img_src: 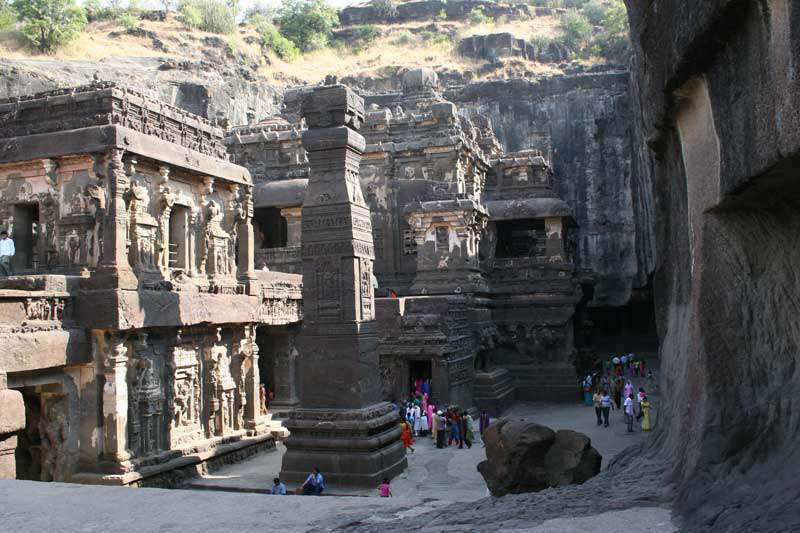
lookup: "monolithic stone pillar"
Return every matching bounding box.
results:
[281,207,303,247]
[0,371,25,479]
[97,332,132,472]
[269,332,301,411]
[237,186,257,282]
[94,149,137,289]
[280,85,407,486]
[242,325,264,430]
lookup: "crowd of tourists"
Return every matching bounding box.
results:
[581,354,653,433]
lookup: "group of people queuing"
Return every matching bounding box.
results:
[582,354,653,433]
[398,397,492,453]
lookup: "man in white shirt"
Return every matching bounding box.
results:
[624,393,635,433]
[0,231,15,276]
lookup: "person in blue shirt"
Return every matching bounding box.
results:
[301,467,324,495]
[270,477,286,495]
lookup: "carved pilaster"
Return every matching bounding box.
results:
[94,149,137,288]
[97,331,132,470]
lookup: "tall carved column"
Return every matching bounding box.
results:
[237,186,257,284]
[94,149,137,289]
[241,324,264,430]
[97,332,132,472]
[280,85,407,486]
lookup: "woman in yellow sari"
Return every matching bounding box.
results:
[640,396,652,431]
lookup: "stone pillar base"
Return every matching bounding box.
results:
[0,376,25,480]
[473,368,516,417]
[280,402,407,487]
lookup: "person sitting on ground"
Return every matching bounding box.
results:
[378,478,392,497]
[270,477,286,495]
[301,467,324,495]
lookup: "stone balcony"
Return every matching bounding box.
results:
[255,246,302,275]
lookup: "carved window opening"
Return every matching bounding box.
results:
[11,203,40,272]
[168,205,190,270]
[495,219,545,258]
[402,229,416,255]
[434,225,450,251]
[253,207,287,249]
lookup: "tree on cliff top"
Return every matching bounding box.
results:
[276,0,338,52]
[0,0,16,31]
[12,0,87,53]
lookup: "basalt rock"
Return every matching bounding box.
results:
[478,419,601,496]
[625,0,800,531]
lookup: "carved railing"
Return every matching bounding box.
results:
[255,245,301,274]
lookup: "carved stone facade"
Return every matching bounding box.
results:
[0,84,302,485]
[279,85,407,486]
[234,69,584,410]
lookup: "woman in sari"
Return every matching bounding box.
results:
[400,420,414,453]
[640,396,652,431]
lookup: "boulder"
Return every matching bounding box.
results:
[477,419,601,496]
[544,429,602,487]
[477,418,555,496]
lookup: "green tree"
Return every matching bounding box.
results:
[589,0,629,61]
[12,0,87,53]
[558,10,591,54]
[249,13,299,60]
[468,7,493,25]
[0,0,17,31]
[178,0,236,34]
[276,0,338,52]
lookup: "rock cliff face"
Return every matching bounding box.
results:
[625,0,800,530]
[0,56,283,127]
[445,72,654,307]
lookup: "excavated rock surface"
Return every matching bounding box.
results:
[625,0,800,531]
[342,443,666,532]
[445,72,654,306]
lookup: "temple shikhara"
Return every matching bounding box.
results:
[0,69,586,485]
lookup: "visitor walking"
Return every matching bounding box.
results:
[624,393,635,432]
[0,230,14,276]
[378,478,392,497]
[640,396,652,431]
[270,477,286,495]
[464,411,475,448]
[419,410,429,436]
[400,419,414,453]
[479,410,490,444]
[612,377,623,409]
[300,468,324,496]
[448,411,462,447]
[592,389,603,425]
[430,407,439,441]
[411,403,421,436]
[600,390,613,427]
[435,411,446,448]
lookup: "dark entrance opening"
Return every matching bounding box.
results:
[253,207,287,249]
[408,359,432,396]
[14,386,42,481]
[12,203,40,272]
[495,219,545,258]
[168,205,190,270]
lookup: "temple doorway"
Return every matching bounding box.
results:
[11,203,39,272]
[408,359,432,396]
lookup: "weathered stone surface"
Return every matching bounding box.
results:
[624,1,800,531]
[543,429,601,487]
[477,418,555,496]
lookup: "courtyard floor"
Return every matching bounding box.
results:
[189,379,660,500]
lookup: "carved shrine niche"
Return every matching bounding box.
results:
[359,257,374,321]
[129,181,159,273]
[204,200,233,278]
[205,332,236,437]
[314,258,341,321]
[127,335,166,458]
[169,345,202,447]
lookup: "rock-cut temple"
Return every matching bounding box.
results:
[0,69,592,486]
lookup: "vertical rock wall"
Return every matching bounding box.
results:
[445,72,655,307]
[626,0,800,530]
